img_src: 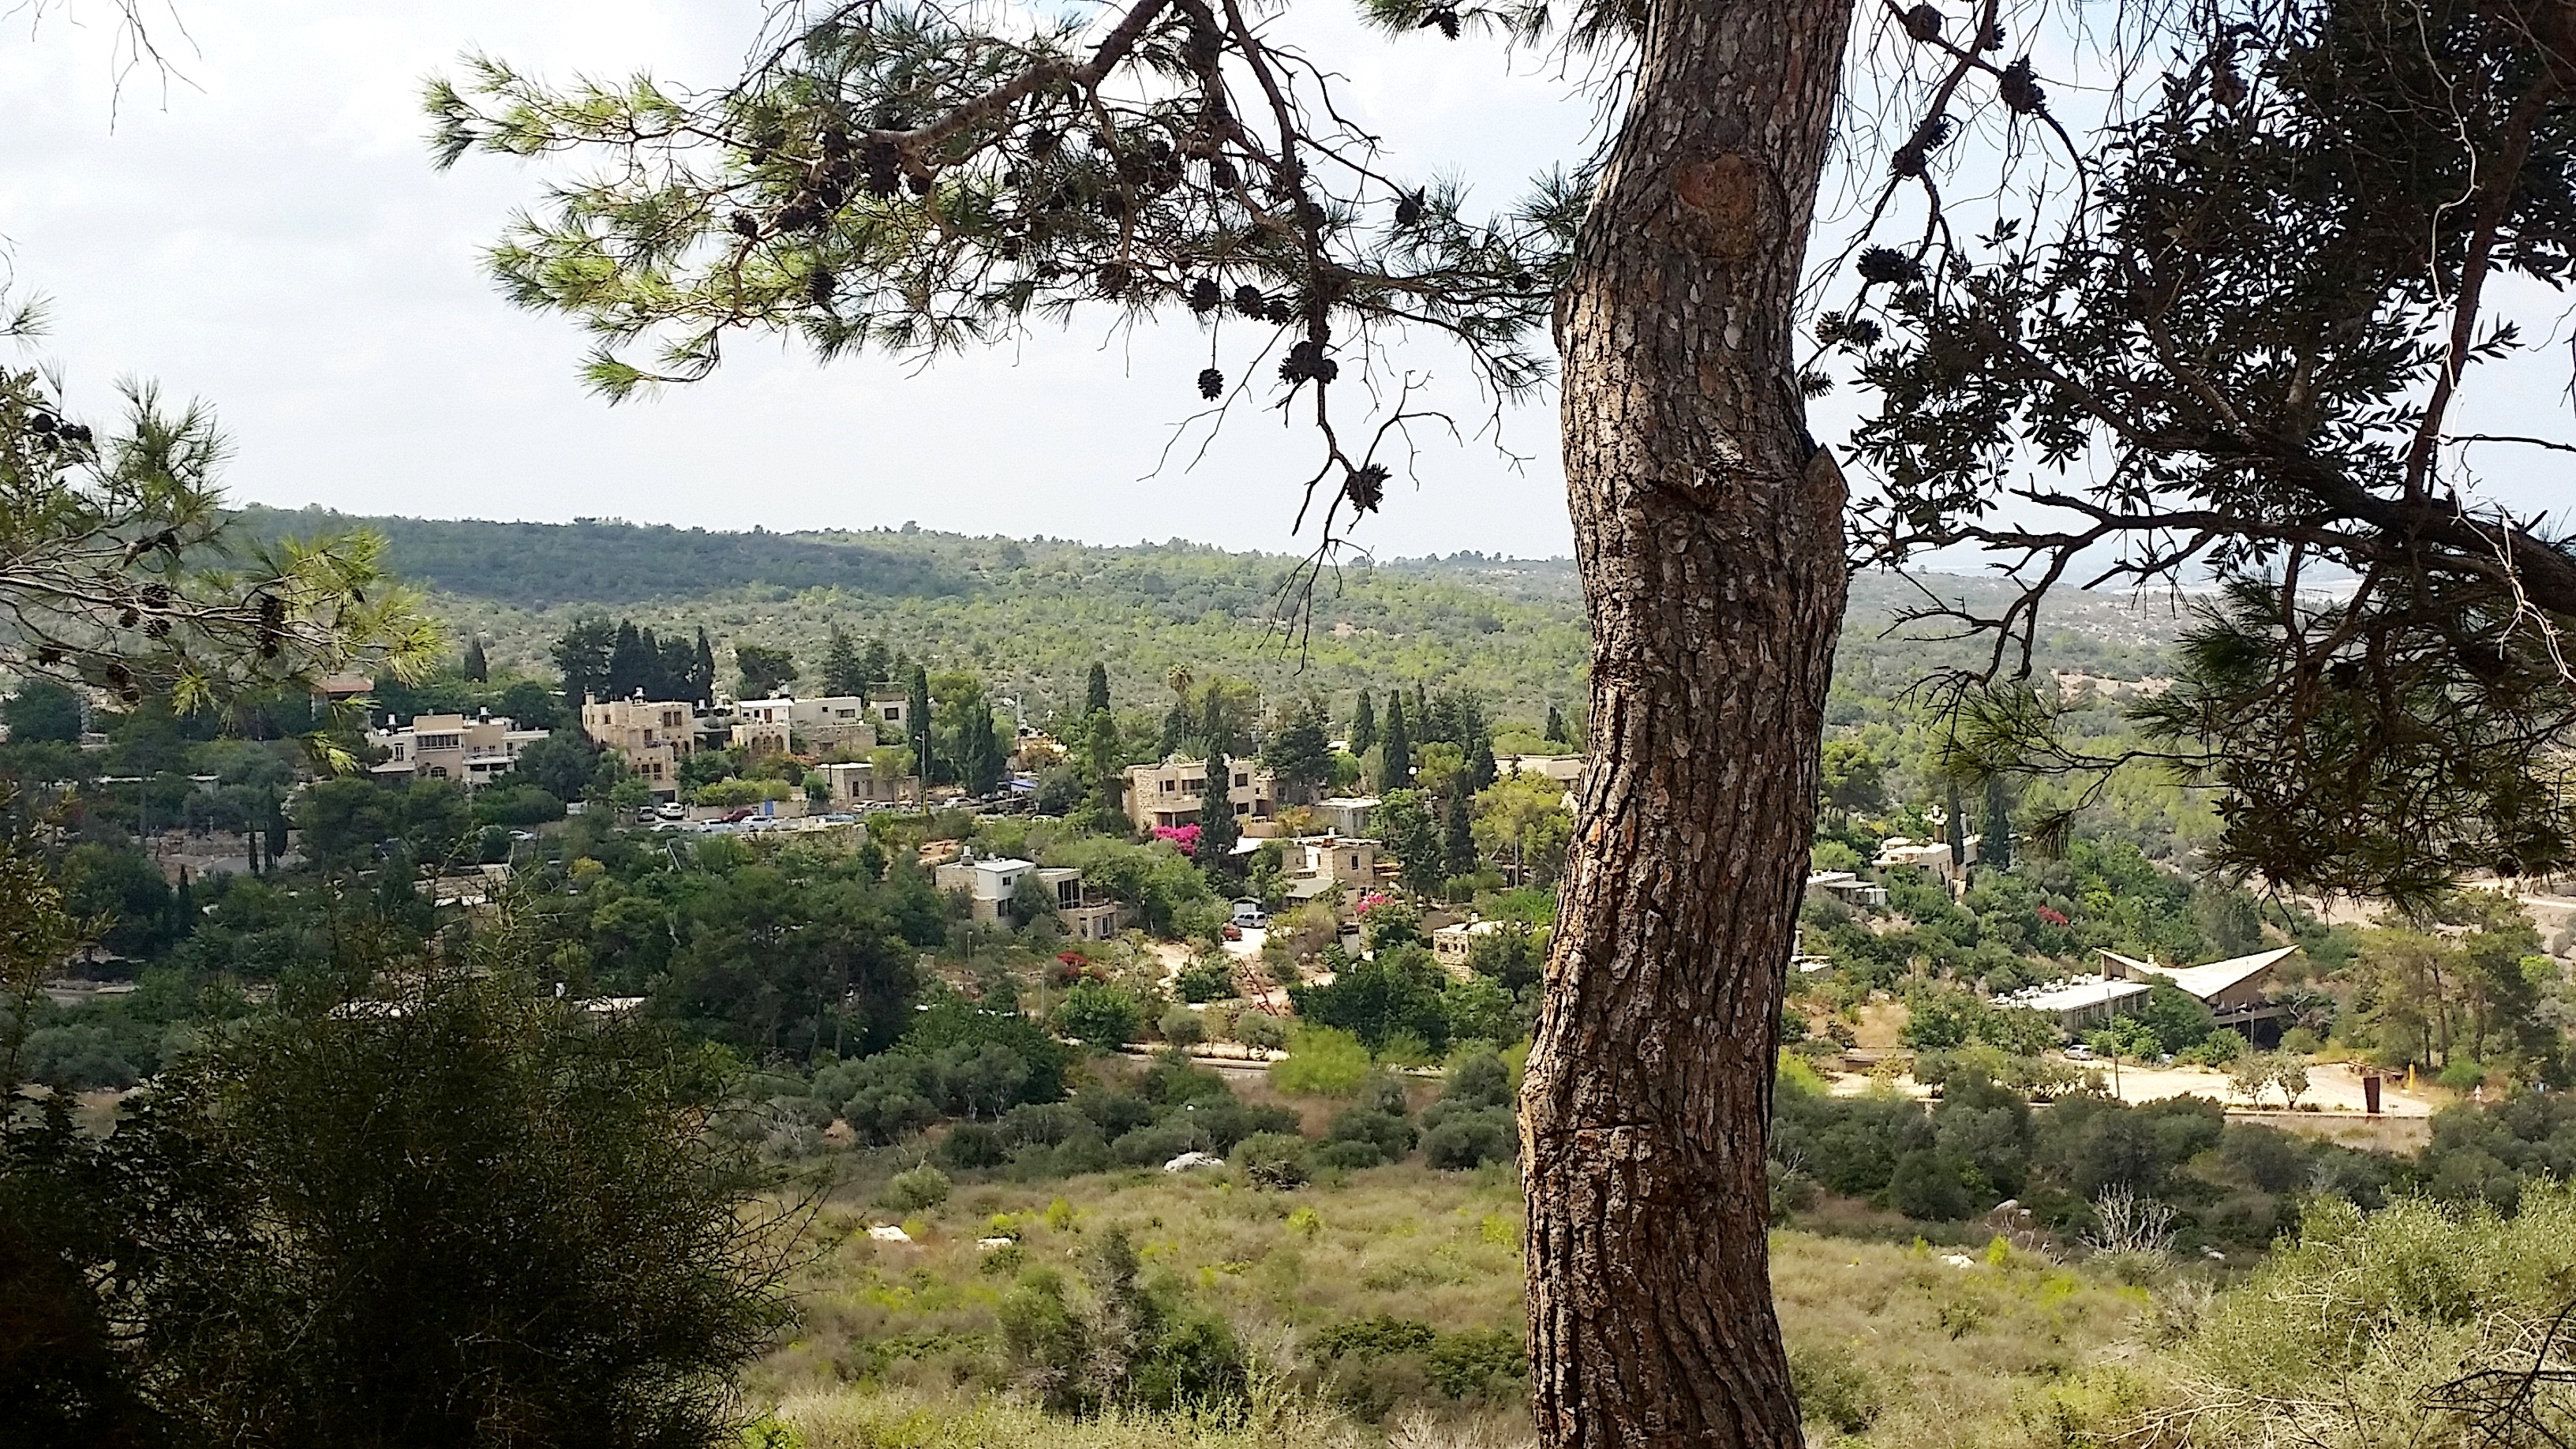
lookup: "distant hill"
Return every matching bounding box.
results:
[230,507,968,607]
[233,507,2187,724]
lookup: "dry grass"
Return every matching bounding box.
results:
[754,1157,2162,1447]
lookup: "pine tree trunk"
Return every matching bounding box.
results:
[1524,0,1855,1444]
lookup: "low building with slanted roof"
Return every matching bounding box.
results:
[1998,945,2300,1036]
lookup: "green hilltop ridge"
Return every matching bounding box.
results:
[234,506,2185,721]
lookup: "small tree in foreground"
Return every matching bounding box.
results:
[1,935,796,1447]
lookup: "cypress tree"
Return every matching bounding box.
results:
[1200,686,1230,757]
[462,636,489,683]
[692,629,717,702]
[822,627,865,696]
[1084,709,1125,833]
[1350,690,1377,755]
[961,702,1005,795]
[1544,703,1567,747]
[1984,776,2013,872]
[1198,747,1240,866]
[1465,725,1499,793]
[1444,784,1477,880]
[1945,780,1966,868]
[1084,661,1110,717]
[860,639,893,695]
[907,665,934,784]
[607,621,646,698]
[1380,692,1411,790]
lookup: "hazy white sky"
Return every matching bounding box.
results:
[5,4,2563,568]
[1,1,1597,557]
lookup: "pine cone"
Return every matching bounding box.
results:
[1998,56,2046,114]
[1189,279,1222,314]
[1395,191,1424,227]
[1345,462,1387,512]
[730,212,761,238]
[1197,367,1225,399]
[1903,4,1942,42]
[1233,284,1267,318]
[1855,247,1923,286]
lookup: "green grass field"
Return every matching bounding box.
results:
[754,1151,2155,1449]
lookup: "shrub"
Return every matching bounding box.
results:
[1110,1121,1208,1167]
[1231,1012,1288,1050]
[1787,1339,1881,1436]
[1327,1104,1418,1164]
[1171,960,1236,1003]
[1313,1140,1383,1170]
[1269,1025,1373,1097]
[881,1164,953,1212]
[1443,1048,1515,1108]
[1052,983,1143,1050]
[1186,1099,1301,1153]
[1886,1148,1979,1220]
[1421,1108,1515,1170]
[0,967,790,1449]
[936,1122,1005,1170]
[1158,1008,1207,1048]
[1230,1131,1312,1188]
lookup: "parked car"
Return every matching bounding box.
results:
[1230,900,1269,930]
[657,801,686,820]
[720,807,757,824]
[1221,923,1243,942]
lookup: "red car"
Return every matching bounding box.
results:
[1221,923,1243,941]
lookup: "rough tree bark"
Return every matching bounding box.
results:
[1523,0,1857,1444]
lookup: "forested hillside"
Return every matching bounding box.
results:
[234,507,2182,723]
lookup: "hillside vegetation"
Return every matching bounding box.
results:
[233,507,2180,723]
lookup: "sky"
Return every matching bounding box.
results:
[0,1,1598,559]
[3,4,2564,569]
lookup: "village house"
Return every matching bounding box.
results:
[580,695,696,796]
[1495,754,1585,784]
[931,853,1129,942]
[1872,835,1982,884]
[1282,835,1378,904]
[1805,871,1889,908]
[811,760,912,807]
[1432,918,1512,979]
[1315,796,1380,840]
[1122,754,1279,833]
[367,711,550,792]
[1999,945,2301,1036]
[732,695,882,754]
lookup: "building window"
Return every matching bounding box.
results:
[1234,772,1249,788]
